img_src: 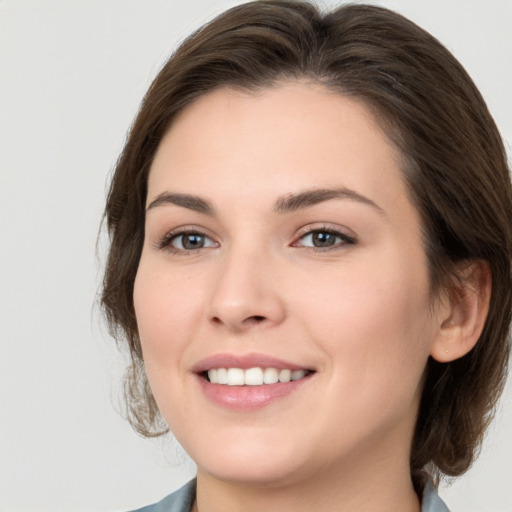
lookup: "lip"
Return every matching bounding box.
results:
[192,353,315,411]
[192,352,312,373]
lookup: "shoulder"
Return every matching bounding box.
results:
[128,479,196,512]
[421,483,451,512]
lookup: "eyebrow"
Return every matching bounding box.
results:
[146,187,383,216]
[146,192,215,215]
[273,187,384,215]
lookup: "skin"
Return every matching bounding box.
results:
[133,82,478,512]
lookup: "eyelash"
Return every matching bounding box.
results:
[293,226,357,251]
[156,228,218,255]
[156,226,357,255]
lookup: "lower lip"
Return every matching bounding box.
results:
[196,374,312,411]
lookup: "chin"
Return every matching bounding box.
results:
[183,432,310,487]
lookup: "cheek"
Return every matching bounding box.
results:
[296,254,434,399]
[133,260,205,370]
[132,259,211,428]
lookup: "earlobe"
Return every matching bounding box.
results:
[430,260,492,363]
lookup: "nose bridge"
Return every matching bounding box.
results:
[207,237,285,330]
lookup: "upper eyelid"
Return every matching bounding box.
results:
[294,223,356,240]
[153,226,218,250]
[294,231,355,246]
[291,224,358,249]
[160,225,216,239]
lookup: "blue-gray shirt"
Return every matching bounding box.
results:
[130,479,450,512]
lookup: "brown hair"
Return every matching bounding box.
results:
[101,0,512,492]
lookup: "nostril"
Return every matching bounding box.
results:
[248,315,266,323]
[209,312,271,329]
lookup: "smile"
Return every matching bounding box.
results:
[206,367,310,386]
[193,354,316,410]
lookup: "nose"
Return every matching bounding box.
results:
[207,247,286,332]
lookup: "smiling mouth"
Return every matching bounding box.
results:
[203,367,314,386]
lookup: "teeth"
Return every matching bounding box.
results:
[227,368,245,386]
[208,369,218,383]
[278,369,291,382]
[291,370,306,381]
[263,367,279,384]
[206,367,309,386]
[217,368,228,384]
[245,367,263,386]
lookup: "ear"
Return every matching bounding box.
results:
[430,260,492,363]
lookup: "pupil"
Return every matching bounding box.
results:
[183,234,204,249]
[313,232,335,247]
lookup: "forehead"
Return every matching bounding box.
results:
[147,82,410,216]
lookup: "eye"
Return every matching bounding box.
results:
[295,229,356,249]
[158,230,218,253]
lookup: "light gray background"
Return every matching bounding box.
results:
[1,1,511,511]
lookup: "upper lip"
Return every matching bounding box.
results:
[192,353,314,373]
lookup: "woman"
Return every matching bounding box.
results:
[101,2,512,511]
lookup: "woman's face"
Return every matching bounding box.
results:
[134,82,445,487]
